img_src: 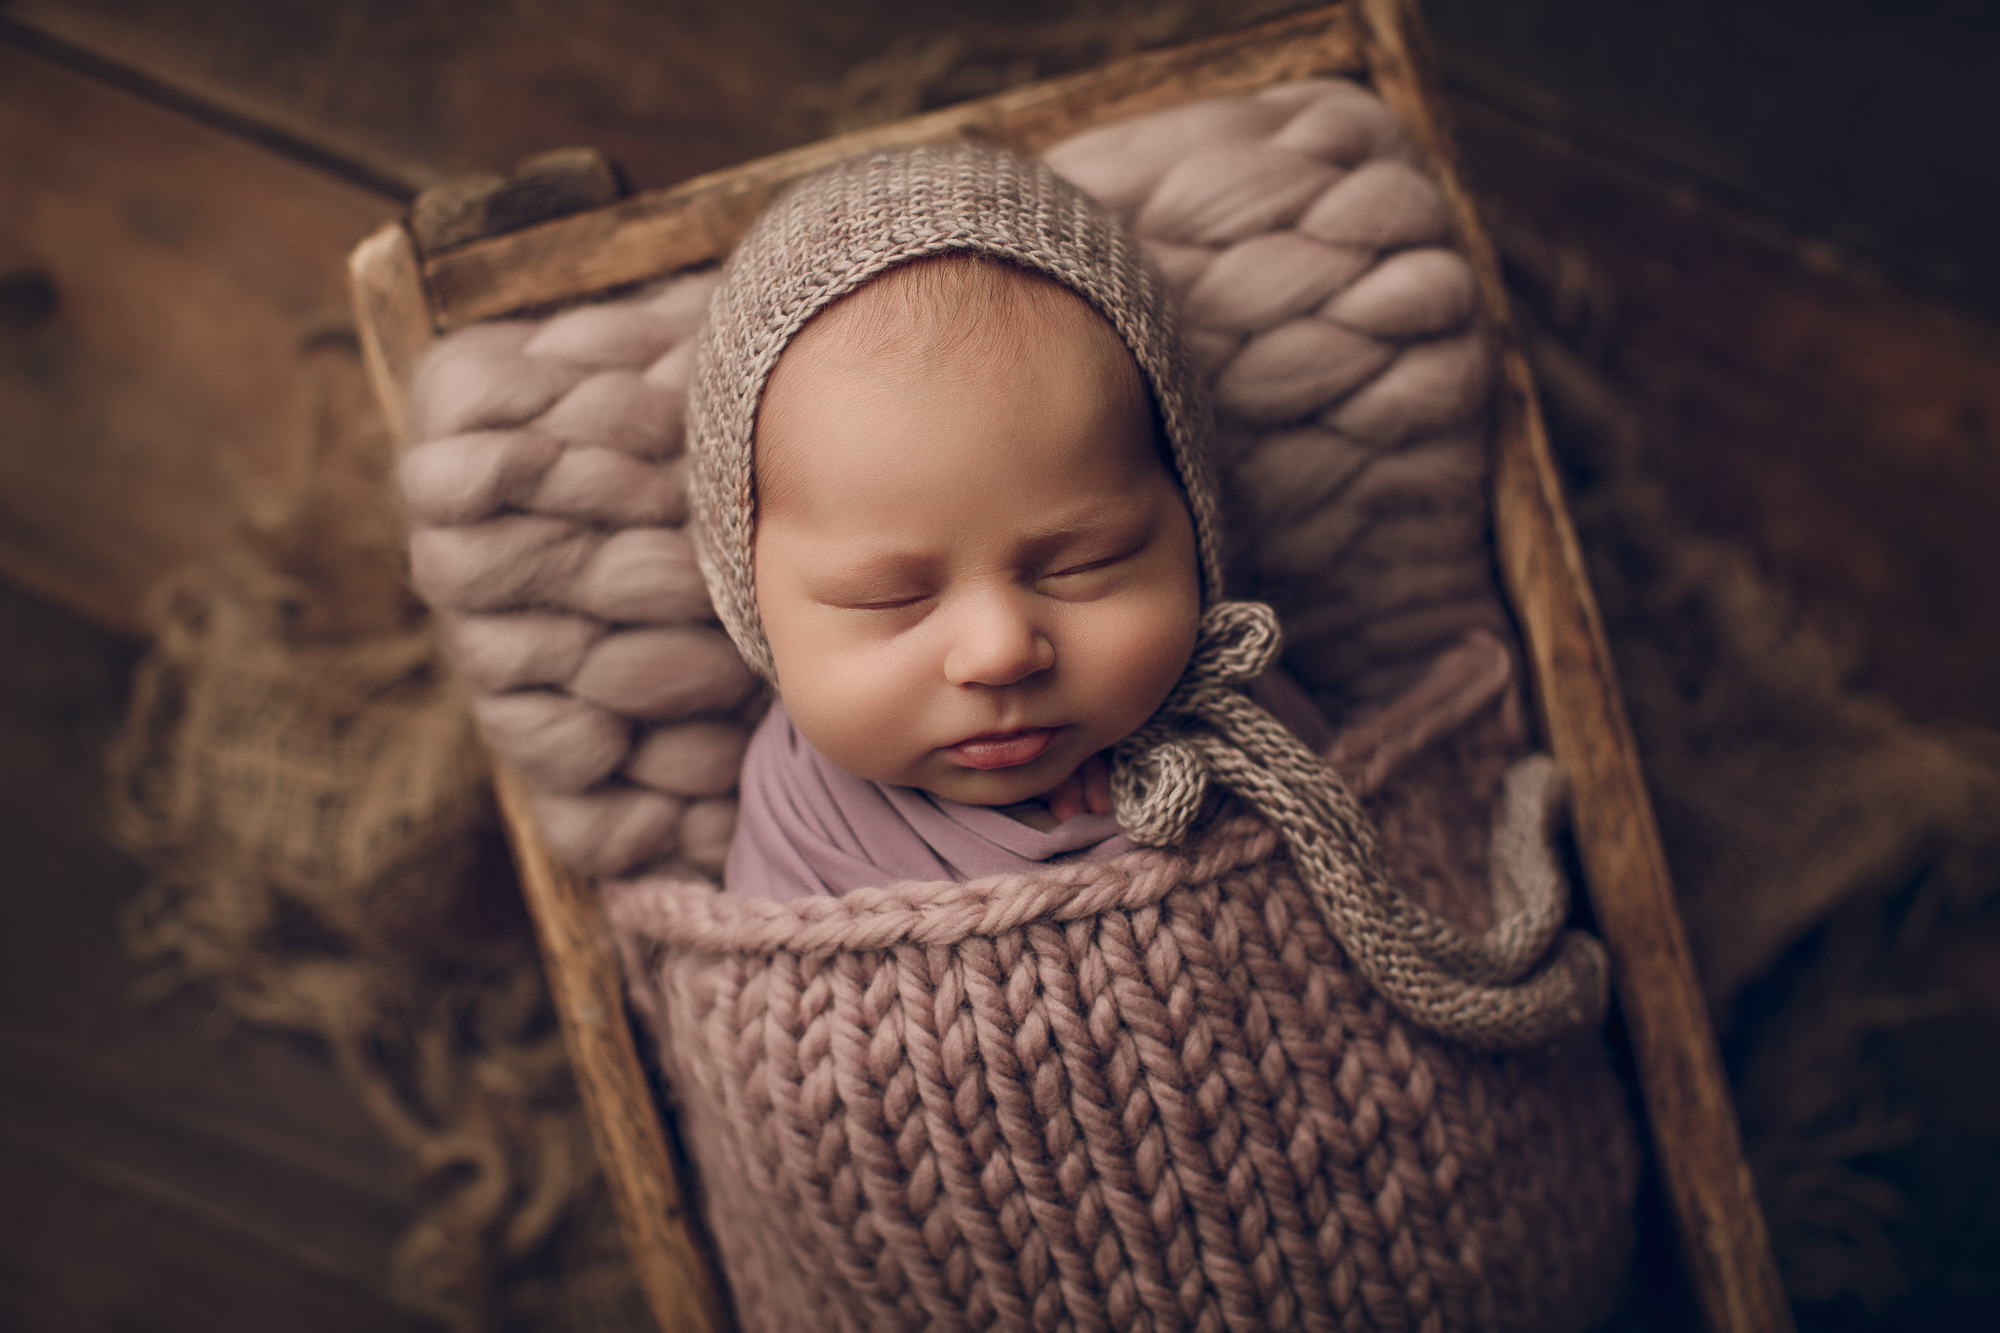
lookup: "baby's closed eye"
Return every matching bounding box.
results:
[816,581,936,613]
[1030,523,1156,597]
[799,551,941,612]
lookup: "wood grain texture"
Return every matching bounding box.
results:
[348,223,433,446]
[0,581,427,1332]
[421,5,1365,327]
[0,1145,431,1333]
[490,762,734,1333]
[1447,91,2000,737]
[0,41,396,633]
[1353,3,1793,1330]
[2,1,1316,201]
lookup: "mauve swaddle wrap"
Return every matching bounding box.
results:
[727,698,1132,904]
[399,77,1640,1330]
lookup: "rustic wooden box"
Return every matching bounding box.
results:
[348,4,1786,1329]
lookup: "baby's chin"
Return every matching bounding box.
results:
[893,747,1088,809]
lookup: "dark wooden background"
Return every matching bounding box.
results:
[3,2,1997,1329]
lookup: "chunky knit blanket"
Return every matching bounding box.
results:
[607,811,1636,1333]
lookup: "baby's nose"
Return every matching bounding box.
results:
[942,591,1055,688]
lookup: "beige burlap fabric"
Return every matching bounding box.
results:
[608,811,1637,1333]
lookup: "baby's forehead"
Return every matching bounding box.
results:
[752,255,1164,509]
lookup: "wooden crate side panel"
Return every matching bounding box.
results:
[1351,4,1791,1331]
[420,5,1366,327]
[491,764,735,1333]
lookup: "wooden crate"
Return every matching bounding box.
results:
[348,4,1789,1330]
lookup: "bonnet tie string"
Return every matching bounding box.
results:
[1111,601,1610,1051]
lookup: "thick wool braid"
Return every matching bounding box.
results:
[688,141,1225,680]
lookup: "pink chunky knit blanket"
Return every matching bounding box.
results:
[607,813,1636,1333]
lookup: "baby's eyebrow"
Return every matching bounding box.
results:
[806,549,939,595]
[1013,502,1152,552]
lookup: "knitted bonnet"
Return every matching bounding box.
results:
[687,140,1225,681]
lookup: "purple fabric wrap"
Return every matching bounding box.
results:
[724,700,1134,903]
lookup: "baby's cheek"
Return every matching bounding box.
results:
[1081,596,1199,732]
[780,647,931,782]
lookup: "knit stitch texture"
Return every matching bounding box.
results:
[609,813,1638,1333]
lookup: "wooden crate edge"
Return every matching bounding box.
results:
[1351,3,1792,1330]
[420,4,1369,327]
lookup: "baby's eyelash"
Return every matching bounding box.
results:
[843,593,930,611]
[1047,542,1142,579]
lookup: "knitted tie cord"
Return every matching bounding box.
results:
[1112,601,1607,1052]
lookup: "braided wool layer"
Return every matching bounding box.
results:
[609,814,1637,1333]
[401,78,1506,882]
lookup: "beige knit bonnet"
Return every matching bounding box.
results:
[687,140,1224,682]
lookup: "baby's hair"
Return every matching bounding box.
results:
[754,253,1161,511]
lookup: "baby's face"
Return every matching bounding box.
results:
[752,269,1200,808]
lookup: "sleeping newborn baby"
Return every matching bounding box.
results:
[734,251,1200,898]
[608,139,1634,1333]
[689,140,1603,1061]
[689,142,1334,904]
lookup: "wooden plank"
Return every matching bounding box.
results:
[491,763,734,1333]
[1353,4,1794,1330]
[348,223,435,445]
[0,579,425,1329]
[1447,91,2000,736]
[0,0,823,196]
[2,1,1318,209]
[1490,371,1794,1333]
[0,42,396,633]
[0,1023,416,1292]
[420,5,1365,326]
[0,1141,432,1333]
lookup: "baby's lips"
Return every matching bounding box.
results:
[947,727,1059,770]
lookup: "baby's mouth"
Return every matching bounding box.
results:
[946,727,1058,770]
